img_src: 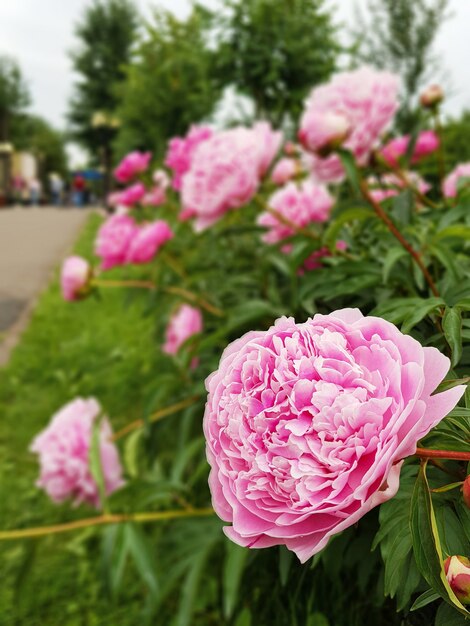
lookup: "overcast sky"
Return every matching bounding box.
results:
[0,0,469,163]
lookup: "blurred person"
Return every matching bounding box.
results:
[11,174,25,206]
[49,173,64,206]
[29,177,42,206]
[72,173,85,207]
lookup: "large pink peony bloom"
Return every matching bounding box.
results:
[181,123,283,231]
[165,125,213,191]
[258,180,333,244]
[114,151,152,183]
[203,309,464,563]
[443,162,470,198]
[61,256,91,301]
[127,220,174,264]
[163,304,203,356]
[300,67,400,183]
[30,398,124,508]
[380,130,439,167]
[95,214,137,270]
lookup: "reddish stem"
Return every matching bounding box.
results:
[415,447,470,462]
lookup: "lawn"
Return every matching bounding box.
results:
[0,214,159,625]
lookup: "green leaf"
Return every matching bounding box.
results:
[307,613,330,626]
[392,189,414,226]
[125,524,159,599]
[124,428,143,479]
[443,307,463,367]
[382,246,408,284]
[337,148,361,196]
[410,588,440,611]
[279,545,294,587]
[401,299,445,334]
[435,602,470,625]
[234,608,252,626]
[410,462,470,617]
[223,542,249,618]
[434,225,470,242]
[89,414,107,512]
[324,207,374,249]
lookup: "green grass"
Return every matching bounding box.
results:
[0,214,159,625]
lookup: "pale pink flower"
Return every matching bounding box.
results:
[61,256,91,301]
[107,191,123,207]
[420,84,444,108]
[258,180,333,244]
[114,151,152,183]
[152,169,170,189]
[301,67,400,182]
[30,398,124,508]
[95,214,138,270]
[118,182,146,207]
[299,111,351,154]
[204,309,464,563]
[163,304,203,356]
[143,186,166,207]
[126,220,173,264]
[181,123,283,231]
[444,557,470,605]
[165,125,213,191]
[443,162,470,198]
[368,172,430,203]
[380,130,439,167]
[271,158,298,185]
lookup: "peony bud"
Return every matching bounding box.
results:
[61,256,92,301]
[298,111,351,157]
[463,476,470,509]
[420,84,444,109]
[444,556,470,604]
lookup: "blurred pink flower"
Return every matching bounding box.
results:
[114,151,152,183]
[30,398,124,508]
[118,182,146,207]
[165,125,213,191]
[420,84,444,108]
[152,168,170,189]
[258,180,333,244]
[380,130,439,167]
[271,158,298,185]
[203,309,464,562]
[443,162,470,198]
[127,220,174,264]
[143,186,166,207]
[163,304,203,357]
[95,214,137,270]
[61,256,91,301]
[181,123,283,231]
[299,111,351,154]
[300,67,400,182]
[368,172,430,203]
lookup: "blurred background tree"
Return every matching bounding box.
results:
[214,0,338,126]
[354,0,449,130]
[14,115,68,180]
[441,110,470,168]
[0,55,30,142]
[68,0,138,194]
[115,6,220,158]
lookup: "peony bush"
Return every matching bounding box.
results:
[5,66,470,625]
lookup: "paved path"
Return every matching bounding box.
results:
[0,207,92,365]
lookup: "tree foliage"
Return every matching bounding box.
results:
[0,55,30,142]
[215,0,338,125]
[354,0,449,129]
[115,7,221,158]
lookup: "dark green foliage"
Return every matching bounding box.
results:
[215,0,338,125]
[0,54,30,141]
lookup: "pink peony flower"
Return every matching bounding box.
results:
[152,168,170,189]
[299,111,351,154]
[165,125,213,191]
[203,309,464,563]
[163,304,203,357]
[380,130,439,167]
[258,180,333,244]
[443,162,470,198]
[114,151,152,183]
[126,220,174,264]
[300,67,400,182]
[107,191,123,208]
[118,182,146,207]
[30,398,124,508]
[368,172,430,203]
[181,123,283,231]
[300,241,347,273]
[61,256,91,301]
[143,186,166,207]
[95,214,137,270]
[444,556,470,605]
[271,158,298,185]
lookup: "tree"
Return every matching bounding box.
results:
[115,7,221,158]
[68,0,138,194]
[0,55,30,142]
[354,0,449,130]
[441,110,470,169]
[214,0,339,126]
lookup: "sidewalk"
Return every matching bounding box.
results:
[0,207,92,365]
